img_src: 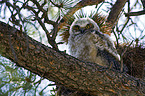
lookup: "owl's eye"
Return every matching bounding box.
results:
[72,25,80,31]
[85,23,94,29]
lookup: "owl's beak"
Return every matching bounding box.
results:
[80,28,94,34]
[79,28,86,33]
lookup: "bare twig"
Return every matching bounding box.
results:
[25,2,59,50]
[141,0,145,9]
[125,10,145,17]
[125,0,145,17]
[120,18,130,34]
[111,28,119,48]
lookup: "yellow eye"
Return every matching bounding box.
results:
[85,23,94,29]
[72,25,80,31]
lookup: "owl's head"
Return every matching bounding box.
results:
[69,18,100,36]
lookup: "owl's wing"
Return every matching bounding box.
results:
[94,30,120,60]
[94,30,128,72]
[97,48,120,70]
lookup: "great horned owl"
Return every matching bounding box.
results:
[68,18,127,71]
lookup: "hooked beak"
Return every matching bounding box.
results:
[79,28,86,33]
[80,28,95,34]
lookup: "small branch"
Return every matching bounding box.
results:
[30,0,59,50]
[124,0,145,17]
[125,10,145,17]
[111,29,119,48]
[25,3,59,50]
[119,18,130,34]
[128,0,130,13]
[141,0,145,9]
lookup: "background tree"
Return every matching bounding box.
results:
[0,0,145,95]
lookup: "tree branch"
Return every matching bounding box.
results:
[125,10,145,17]
[141,0,145,9]
[0,21,144,95]
[107,0,128,27]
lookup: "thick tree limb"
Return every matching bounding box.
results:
[107,0,128,27]
[0,21,145,95]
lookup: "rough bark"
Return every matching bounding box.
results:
[0,21,145,95]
